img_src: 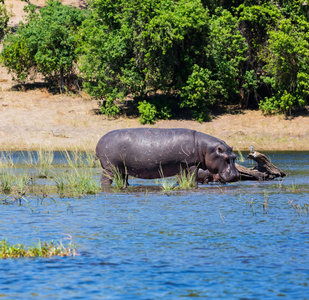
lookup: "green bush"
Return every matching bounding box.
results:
[1,0,86,91]
[0,1,9,42]
[138,101,157,125]
[260,18,309,114]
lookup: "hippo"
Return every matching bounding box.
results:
[95,128,239,187]
[196,169,225,184]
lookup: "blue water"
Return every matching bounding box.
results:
[0,152,309,299]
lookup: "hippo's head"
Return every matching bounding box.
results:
[204,143,239,183]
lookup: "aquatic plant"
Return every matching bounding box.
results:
[37,149,54,178]
[0,240,77,258]
[53,168,100,197]
[263,190,269,214]
[63,149,97,169]
[0,168,15,194]
[159,166,177,192]
[0,151,14,168]
[63,150,83,168]
[107,164,128,189]
[286,181,300,193]
[176,167,196,190]
[289,200,309,216]
[26,150,54,178]
[244,195,256,216]
[0,168,32,198]
[53,171,67,196]
[14,173,33,195]
[237,149,245,163]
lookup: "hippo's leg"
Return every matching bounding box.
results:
[101,169,113,186]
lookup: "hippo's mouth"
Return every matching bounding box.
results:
[219,171,239,183]
[218,173,226,184]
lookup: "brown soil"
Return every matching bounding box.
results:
[1,0,308,152]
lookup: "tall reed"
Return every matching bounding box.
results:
[0,151,14,168]
[26,150,54,178]
[63,149,97,169]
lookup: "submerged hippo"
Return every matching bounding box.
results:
[96,128,239,187]
[197,169,225,184]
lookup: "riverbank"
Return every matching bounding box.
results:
[1,86,308,152]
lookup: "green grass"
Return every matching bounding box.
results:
[63,149,97,169]
[0,240,77,258]
[104,164,128,189]
[176,167,197,190]
[236,149,245,163]
[52,168,100,197]
[25,150,54,178]
[0,169,33,197]
[0,169,15,194]
[0,151,14,168]
[286,180,301,192]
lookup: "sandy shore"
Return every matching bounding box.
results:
[0,87,308,152]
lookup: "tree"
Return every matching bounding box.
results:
[79,0,212,118]
[0,0,9,42]
[1,0,86,91]
[259,18,309,114]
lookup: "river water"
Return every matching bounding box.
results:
[0,151,308,299]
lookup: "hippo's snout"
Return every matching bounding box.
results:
[219,168,239,183]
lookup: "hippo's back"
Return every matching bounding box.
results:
[96,128,198,169]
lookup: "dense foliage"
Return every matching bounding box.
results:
[1,0,308,120]
[0,0,9,42]
[0,0,87,91]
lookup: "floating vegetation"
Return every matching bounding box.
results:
[0,240,77,258]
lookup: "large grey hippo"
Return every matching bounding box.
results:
[96,128,239,187]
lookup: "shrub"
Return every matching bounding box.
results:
[138,101,157,125]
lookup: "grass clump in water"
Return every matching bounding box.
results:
[158,166,177,192]
[103,164,128,190]
[176,167,197,190]
[63,149,98,169]
[26,150,54,178]
[53,168,100,197]
[0,169,33,198]
[0,240,77,258]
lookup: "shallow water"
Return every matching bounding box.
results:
[0,151,309,299]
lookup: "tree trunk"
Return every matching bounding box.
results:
[237,151,286,181]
